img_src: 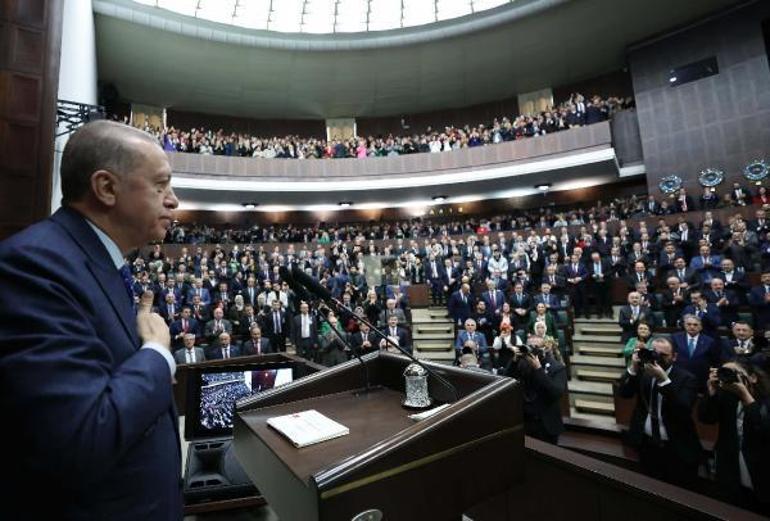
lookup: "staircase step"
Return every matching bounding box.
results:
[412,333,454,341]
[572,334,622,344]
[574,317,617,324]
[577,345,624,357]
[570,355,626,368]
[414,341,453,351]
[568,380,614,396]
[568,408,620,426]
[574,399,615,415]
[579,326,622,336]
[576,368,624,382]
[414,349,455,360]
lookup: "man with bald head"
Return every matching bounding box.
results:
[0,121,182,519]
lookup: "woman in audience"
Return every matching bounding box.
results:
[622,321,653,366]
[492,323,523,372]
[753,186,770,206]
[227,294,246,332]
[363,289,382,325]
[527,302,557,338]
[495,301,515,331]
[699,362,770,515]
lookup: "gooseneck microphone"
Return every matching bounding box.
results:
[291,266,459,403]
[280,265,369,392]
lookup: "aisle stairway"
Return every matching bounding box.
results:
[411,307,456,365]
[568,311,625,425]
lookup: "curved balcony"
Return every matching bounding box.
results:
[169,122,626,210]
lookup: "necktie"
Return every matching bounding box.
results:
[489,292,496,309]
[118,264,135,311]
[274,312,281,334]
[182,319,188,332]
[223,347,230,359]
[186,350,193,364]
[687,337,696,357]
[650,383,662,444]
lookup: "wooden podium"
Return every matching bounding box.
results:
[232,352,524,521]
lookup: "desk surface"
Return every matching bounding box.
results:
[238,387,416,484]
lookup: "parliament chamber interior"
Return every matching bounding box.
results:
[2,0,770,519]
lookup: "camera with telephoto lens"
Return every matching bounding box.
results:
[519,343,545,361]
[717,366,740,385]
[637,347,659,365]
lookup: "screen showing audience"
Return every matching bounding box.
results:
[198,368,293,432]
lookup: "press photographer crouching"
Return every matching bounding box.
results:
[698,361,770,515]
[504,333,567,444]
[618,337,702,489]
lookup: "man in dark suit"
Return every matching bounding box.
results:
[240,326,272,356]
[0,121,182,519]
[262,300,288,353]
[667,257,700,291]
[380,315,412,354]
[624,261,651,291]
[672,315,723,390]
[481,279,506,318]
[588,251,612,318]
[608,246,627,279]
[204,307,233,344]
[618,291,653,343]
[748,271,770,335]
[618,337,701,489]
[562,253,588,318]
[159,292,180,325]
[659,276,689,328]
[533,282,561,316]
[291,302,319,361]
[541,264,566,296]
[350,322,378,356]
[719,258,749,303]
[508,281,532,328]
[447,283,474,327]
[699,362,770,513]
[681,289,722,340]
[675,188,695,213]
[704,278,739,327]
[207,332,241,360]
[169,307,199,350]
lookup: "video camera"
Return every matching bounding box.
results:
[637,347,659,365]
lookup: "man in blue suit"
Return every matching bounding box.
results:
[748,270,770,334]
[447,282,474,327]
[0,121,182,519]
[671,314,724,391]
[680,289,722,339]
[689,244,722,285]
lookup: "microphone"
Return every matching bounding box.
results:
[291,266,332,302]
[279,265,316,306]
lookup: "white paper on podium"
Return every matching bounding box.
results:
[267,409,349,448]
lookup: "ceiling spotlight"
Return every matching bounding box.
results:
[338,201,353,208]
[535,184,551,192]
[432,195,448,202]
[669,76,677,83]
[241,202,258,209]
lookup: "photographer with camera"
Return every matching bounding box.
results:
[503,333,566,444]
[618,337,702,489]
[698,362,770,515]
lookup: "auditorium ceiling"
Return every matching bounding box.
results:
[94,0,741,119]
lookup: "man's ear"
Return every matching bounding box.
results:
[90,170,120,207]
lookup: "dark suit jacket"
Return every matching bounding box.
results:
[447,291,474,325]
[748,286,770,331]
[618,366,702,465]
[618,305,653,342]
[659,288,688,327]
[698,393,770,503]
[169,318,200,348]
[703,289,739,326]
[0,207,182,519]
[671,332,723,389]
[206,344,242,360]
[350,330,379,355]
[506,354,567,438]
[240,337,272,356]
[291,313,319,348]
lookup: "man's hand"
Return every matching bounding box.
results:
[644,361,667,383]
[707,367,719,396]
[526,353,542,370]
[137,291,171,348]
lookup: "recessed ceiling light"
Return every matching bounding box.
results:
[338,201,353,208]
[669,76,677,83]
[535,184,551,191]
[241,202,258,209]
[432,195,447,202]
